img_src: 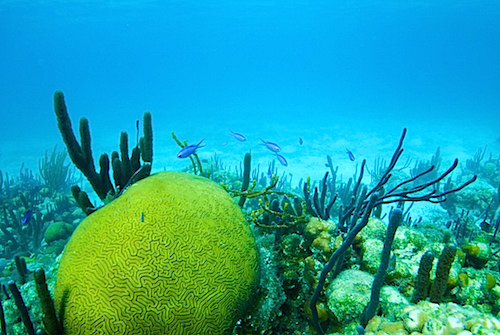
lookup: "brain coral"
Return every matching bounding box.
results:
[54,171,259,334]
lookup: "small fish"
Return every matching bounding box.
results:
[346,148,355,161]
[259,138,281,153]
[230,131,246,142]
[22,210,33,225]
[275,153,288,166]
[177,139,205,158]
[299,137,303,145]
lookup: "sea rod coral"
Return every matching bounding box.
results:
[309,128,477,335]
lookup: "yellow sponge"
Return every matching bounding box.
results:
[54,171,259,334]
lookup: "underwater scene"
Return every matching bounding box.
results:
[1,1,500,334]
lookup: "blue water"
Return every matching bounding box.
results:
[1,1,499,180]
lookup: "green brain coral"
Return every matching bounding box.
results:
[54,171,259,334]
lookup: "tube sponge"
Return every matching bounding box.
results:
[411,250,435,304]
[430,243,457,303]
[54,172,259,334]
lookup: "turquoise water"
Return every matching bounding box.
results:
[1,1,500,334]
[1,1,499,179]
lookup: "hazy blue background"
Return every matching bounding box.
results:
[1,1,499,180]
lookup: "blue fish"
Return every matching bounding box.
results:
[230,131,246,142]
[177,139,205,158]
[346,149,355,161]
[299,137,303,145]
[275,153,288,166]
[259,138,281,153]
[22,210,33,225]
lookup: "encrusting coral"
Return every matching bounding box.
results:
[54,171,259,334]
[365,301,500,335]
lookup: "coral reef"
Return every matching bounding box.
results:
[3,92,498,335]
[0,166,82,259]
[308,128,476,335]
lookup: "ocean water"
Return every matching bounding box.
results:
[1,0,499,182]
[1,1,500,333]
